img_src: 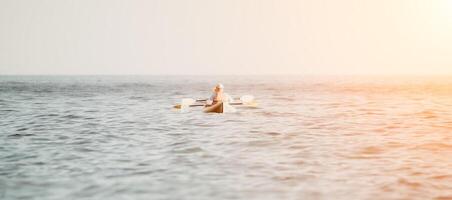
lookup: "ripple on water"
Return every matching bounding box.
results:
[1,76,452,200]
[434,196,452,200]
[416,110,438,119]
[63,114,82,119]
[397,178,423,189]
[358,146,385,155]
[263,132,281,136]
[171,147,204,154]
[8,133,35,138]
[415,142,452,152]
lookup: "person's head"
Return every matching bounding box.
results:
[214,83,224,93]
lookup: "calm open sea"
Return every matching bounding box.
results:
[1,75,451,200]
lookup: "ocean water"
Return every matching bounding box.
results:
[1,75,451,200]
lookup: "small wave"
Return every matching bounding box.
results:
[116,83,154,89]
[70,139,92,145]
[247,140,273,147]
[131,170,154,176]
[36,113,59,118]
[58,135,70,140]
[63,114,82,119]
[0,109,16,112]
[32,161,46,166]
[357,146,384,155]
[172,91,184,95]
[75,147,96,152]
[415,142,452,152]
[341,155,380,160]
[263,132,281,136]
[287,144,308,150]
[3,81,26,84]
[385,142,405,149]
[430,175,452,180]
[172,147,204,154]
[128,96,149,100]
[272,96,295,101]
[224,119,244,123]
[80,130,98,135]
[259,111,298,117]
[397,178,423,189]
[434,196,452,200]
[8,133,35,138]
[416,110,438,119]
[169,141,187,146]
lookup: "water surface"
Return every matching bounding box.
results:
[1,76,451,200]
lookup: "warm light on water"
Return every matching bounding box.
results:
[0,76,451,199]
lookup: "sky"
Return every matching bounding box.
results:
[0,0,451,75]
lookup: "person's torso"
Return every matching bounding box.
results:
[211,92,229,102]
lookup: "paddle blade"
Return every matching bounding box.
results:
[178,98,194,112]
[181,98,195,105]
[240,95,254,103]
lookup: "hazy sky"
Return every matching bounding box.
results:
[1,0,451,75]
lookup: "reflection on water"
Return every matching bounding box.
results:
[0,76,451,200]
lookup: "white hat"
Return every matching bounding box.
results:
[216,83,224,89]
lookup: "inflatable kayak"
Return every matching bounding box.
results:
[203,102,224,113]
[203,102,237,113]
[174,95,255,113]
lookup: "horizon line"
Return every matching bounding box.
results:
[1,73,452,77]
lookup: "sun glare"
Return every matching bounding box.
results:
[440,0,452,18]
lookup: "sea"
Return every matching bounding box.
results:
[1,75,451,200]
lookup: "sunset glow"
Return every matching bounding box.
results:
[0,0,451,75]
[1,1,452,200]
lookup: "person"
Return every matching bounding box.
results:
[206,83,233,105]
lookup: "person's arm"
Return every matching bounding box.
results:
[206,94,215,105]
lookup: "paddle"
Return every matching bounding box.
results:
[173,95,255,109]
[172,98,205,109]
[194,95,254,102]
